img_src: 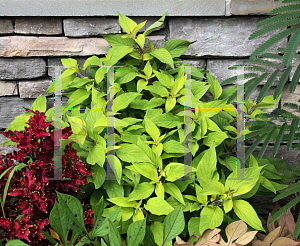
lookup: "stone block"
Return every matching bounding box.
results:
[0,58,46,80]
[0,18,13,34]
[231,0,290,15]
[15,17,62,35]
[0,97,35,129]
[121,17,166,33]
[280,82,300,118]
[169,16,287,57]
[0,36,111,57]
[0,81,18,96]
[0,133,18,156]
[64,17,120,37]
[207,58,284,85]
[19,78,53,98]
[176,59,206,69]
[145,35,165,49]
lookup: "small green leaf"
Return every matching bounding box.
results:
[144,116,160,142]
[126,183,155,202]
[31,96,47,112]
[150,48,174,70]
[143,13,167,37]
[144,197,174,215]
[107,197,137,208]
[5,240,29,246]
[162,39,196,58]
[162,206,185,246]
[127,218,147,246]
[164,183,185,205]
[199,206,223,235]
[118,12,137,34]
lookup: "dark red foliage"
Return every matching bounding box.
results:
[0,109,93,245]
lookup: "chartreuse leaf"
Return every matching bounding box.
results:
[224,199,233,213]
[199,206,223,235]
[114,92,141,113]
[65,89,92,109]
[103,180,124,199]
[82,55,102,72]
[144,197,174,215]
[107,197,138,208]
[233,200,265,232]
[153,70,174,88]
[118,12,137,34]
[171,70,185,96]
[164,163,196,182]
[143,61,152,78]
[86,144,105,166]
[95,66,107,84]
[162,206,185,246]
[260,176,276,193]
[225,166,264,196]
[110,46,134,64]
[135,34,146,49]
[131,162,158,181]
[200,181,226,195]
[132,21,146,37]
[203,132,228,147]
[144,116,160,142]
[197,142,219,187]
[164,183,185,205]
[127,218,147,246]
[195,184,207,206]
[162,39,196,58]
[31,96,47,112]
[90,165,106,189]
[151,222,172,246]
[143,12,167,37]
[155,182,165,199]
[207,73,222,100]
[133,209,144,222]
[4,112,32,132]
[126,182,155,202]
[165,96,177,113]
[5,240,29,246]
[108,219,121,246]
[150,48,174,70]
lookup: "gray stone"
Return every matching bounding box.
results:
[47,57,92,78]
[280,82,300,118]
[46,96,69,111]
[145,35,165,49]
[0,0,225,17]
[0,97,35,129]
[0,81,18,96]
[0,18,13,34]
[231,0,290,15]
[64,17,120,37]
[169,16,287,57]
[0,58,46,80]
[15,17,62,35]
[122,17,166,33]
[0,133,19,156]
[207,58,284,85]
[0,36,111,57]
[176,59,206,69]
[19,78,53,98]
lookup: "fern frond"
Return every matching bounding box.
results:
[283,29,300,66]
[258,128,278,160]
[252,18,300,40]
[228,65,269,72]
[245,127,274,139]
[282,0,300,3]
[246,120,276,128]
[260,53,284,60]
[290,63,300,93]
[220,73,258,86]
[273,181,300,202]
[273,122,287,157]
[283,102,300,112]
[245,73,269,100]
[250,27,298,60]
[269,4,300,15]
[273,66,292,100]
[245,133,268,160]
[257,11,300,28]
[294,215,300,240]
[287,118,300,150]
[243,59,281,68]
[257,69,281,104]
[272,108,300,120]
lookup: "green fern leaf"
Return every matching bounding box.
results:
[269,195,300,224]
[245,133,268,160]
[269,4,300,15]
[282,0,300,3]
[245,73,269,100]
[283,29,300,66]
[287,118,300,151]
[220,73,258,86]
[257,69,281,104]
[258,11,300,28]
[228,65,269,72]
[245,127,274,139]
[290,63,300,93]
[258,128,278,160]
[252,18,300,40]
[274,66,292,100]
[250,27,298,60]
[260,53,284,60]
[283,102,300,112]
[244,59,281,68]
[273,181,300,202]
[273,123,287,157]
